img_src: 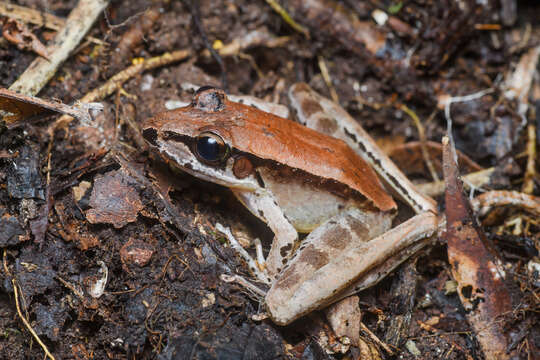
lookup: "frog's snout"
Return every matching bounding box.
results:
[193,86,226,113]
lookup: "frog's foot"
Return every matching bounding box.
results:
[216,223,273,285]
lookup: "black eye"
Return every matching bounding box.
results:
[195,132,229,164]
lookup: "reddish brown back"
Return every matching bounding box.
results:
[144,90,396,212]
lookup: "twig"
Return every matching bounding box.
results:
[401,104,439,181]
[207,30,290,57]
[0,1,65,31]
[522,124,536,194]
[360,321,394,355]
[317,56,339,103]
[3,250,56,360]
[265,0,309,38]
[470,190,540,218]
[417,167,494,198]
[9,0,110,96]
[55,275,85,298]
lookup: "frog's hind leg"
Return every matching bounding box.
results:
[266,210,437,325]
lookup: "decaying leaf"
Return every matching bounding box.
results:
[0,88,96,128]
[2,18,49,59]
[442,137,519,360]
[85,169,144,229]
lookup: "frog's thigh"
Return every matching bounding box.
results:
[265,207,391,323]
[231,189,298,277]
[266,212,437,325]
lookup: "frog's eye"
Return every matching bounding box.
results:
[195,131,230,164]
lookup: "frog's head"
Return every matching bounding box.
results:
[142,86,260,190]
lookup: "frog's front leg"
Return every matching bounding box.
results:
[231,188,298,279]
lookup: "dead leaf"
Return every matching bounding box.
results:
[85,170,143,228]
[442,137,519,360]
[0,88,95,128]
[2,19,49,59]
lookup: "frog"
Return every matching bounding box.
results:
[142,84,438,326]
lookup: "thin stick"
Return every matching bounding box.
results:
[360,321,394,355]
[442,88,494,164]
[522,124,536,194]
[401,104,439,182]
[0,1,64,30]
[470,190,540,218]
[417,167,494,198]
[318,56,339,103]
[12,281,56,359]
[9,0,110,96]
[265,0,309,38]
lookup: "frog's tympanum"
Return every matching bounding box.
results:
[143,85,438,325]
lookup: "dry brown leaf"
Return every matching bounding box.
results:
[2,18,49,59]
[0,88,93,127]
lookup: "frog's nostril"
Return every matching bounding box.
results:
[142,128,158,146]
[193,86,226,112]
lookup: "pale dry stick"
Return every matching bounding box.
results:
[203,29,291,57]
[470,190,540,218]
[0,1,105,44]
[317,56,339,103]
[3,250,56,360]
[9,0,110,96]
[0,1,63,30]
[55,275,85,298]
[417,167,494,198]
[401,104,440,182]
[51,29,290,132]
[522,124,536,194]
[359,321,394,355]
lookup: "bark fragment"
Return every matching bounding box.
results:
[443,137,519,360]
